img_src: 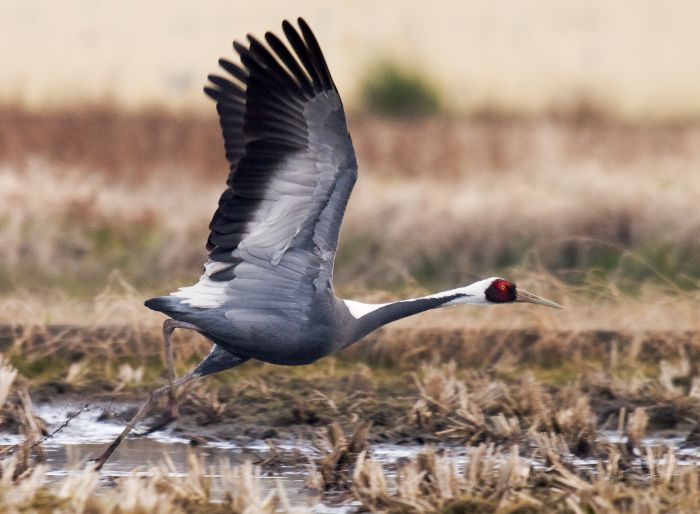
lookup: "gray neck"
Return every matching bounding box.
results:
[340,278,503,345]
[346,294,464,343]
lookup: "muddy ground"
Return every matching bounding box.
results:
[4,326,700,512]
[4,325,700,452]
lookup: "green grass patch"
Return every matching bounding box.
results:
[360,59,441,117]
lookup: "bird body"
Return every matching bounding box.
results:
[142,19,561,373]
[146,275,557,368]
[146,289,346,366]
[95,18,561,469]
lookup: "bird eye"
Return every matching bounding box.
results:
[500,283,507,292]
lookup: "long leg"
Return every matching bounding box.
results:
[163,319,201,418]
[140,321,251,435]
[94,322,249,470]
[138,319,202,434]
[93,372,197,470]
[96,320,204,470]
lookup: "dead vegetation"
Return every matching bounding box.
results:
[0,357,292,513]
[5,324,700,445]
[3,105,700,511]
[1,106,700,293]
[308,422,371,491]
[3,105,700,181]
[3,327,700,511]
[3,437,698,513]
[352,442,700,513]
[0,452,289,514]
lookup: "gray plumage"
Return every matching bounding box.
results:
[146,19,466,373]
[94,18,562,471]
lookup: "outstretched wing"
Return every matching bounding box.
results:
[169,19,357,316]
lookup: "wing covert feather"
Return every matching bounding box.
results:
[175,19,357,313]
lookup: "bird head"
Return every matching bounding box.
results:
[454,277,562,309]
[480,277,562,309]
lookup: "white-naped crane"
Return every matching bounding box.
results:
[95,18,561,469]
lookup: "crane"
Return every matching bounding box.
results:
[94,18,561,469]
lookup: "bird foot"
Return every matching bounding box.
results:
[92,441,119,471]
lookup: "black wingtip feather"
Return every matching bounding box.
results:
[297,18,333,91]
[264,31,315,96]
[218,58,248,83]
[203,86,219,101]
[233,40,248,56]
[282,20,323,92]
[281,19,294,32]
[204,18,351,261]
[247,36,305,97]
[208,74,245,96]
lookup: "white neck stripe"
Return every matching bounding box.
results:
[342,277,502,320]
[343,299,388,319]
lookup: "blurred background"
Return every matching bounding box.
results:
[1,0,699,328]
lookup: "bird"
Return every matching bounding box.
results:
[94,17,561,469]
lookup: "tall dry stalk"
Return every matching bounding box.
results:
[0,357,17,413]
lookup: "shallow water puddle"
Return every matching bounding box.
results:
[0,402,386,512]
[4,402,700,512]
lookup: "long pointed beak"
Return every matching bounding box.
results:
[515,289,563,309]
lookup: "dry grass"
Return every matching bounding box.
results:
[1,106,700,298]
[6,441,697,513]
[0,105,223,182]
[3,332,700,511]
[352,443,700,513]
[0,357,18,410]
[0,358,292,513]
[308,422,371,491]
[3,105,700,511]
[0,453,287,513]
[4,325,700,434]
[346,361,700,512]
[4,105,699,179]
[1,265,698,333]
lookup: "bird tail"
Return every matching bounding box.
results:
[144,295,187,315]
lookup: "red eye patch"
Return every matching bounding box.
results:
[485,279,517,303]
